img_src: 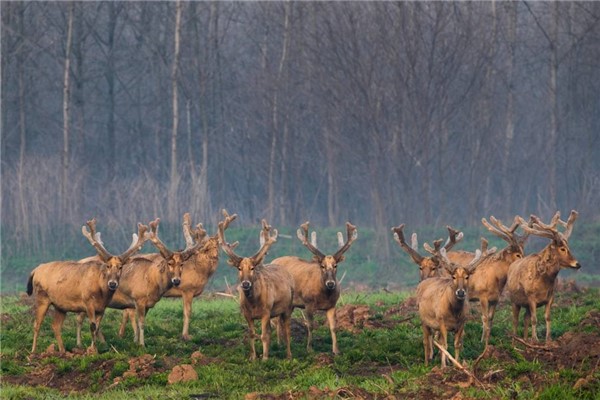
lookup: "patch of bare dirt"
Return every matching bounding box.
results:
[3,353,118,394]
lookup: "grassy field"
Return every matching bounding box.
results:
[1,286,599,399]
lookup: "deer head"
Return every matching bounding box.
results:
[437,238,495,301]
[297,221,357,291]
[392,224,463,281]
[517,210,581,270]
[218,218,278,292]
[81,218,148,291]
[146,215,205,287]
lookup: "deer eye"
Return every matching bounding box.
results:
[559,247,567,253]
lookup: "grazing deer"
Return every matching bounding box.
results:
[218,218,295,361]
[118,210,237,341]
[27,219,147,353]
[417,244,492,367]
[271,221,358,355]
[391,224,463,281]
[506,210,581,342]
[77,216,204,347]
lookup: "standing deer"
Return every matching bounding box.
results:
[443,216,528,346]
[506,210,581,342]
[417,243,493,367]
[119,210,237,341]
[271,221,358,355]
[77,216,204,347]
[391,224,463,281]
[218,218,295,361]
[27,219,147,353]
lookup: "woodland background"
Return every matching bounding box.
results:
[2,1,599,290]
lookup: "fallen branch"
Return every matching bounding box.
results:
[433,340,486,390]
[510,334,557,350]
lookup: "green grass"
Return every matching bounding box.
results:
[1,289,599,399]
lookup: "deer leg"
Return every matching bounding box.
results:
[181,292,194,341]
[118,309,130,337]
[51,310,67,353]
[85,307,100,354]
[281,314,292,359]
[439,324,449,368]
[479,298,489,343]
[260,314,271,361]
[523,307,531,340]
[76,312,85,347]
[511,304,521,337]
[421,324,431,366]
[245,314,257,361]
[304,309,315,353]
[486,302,498,346]
[326,307,339,355]
[31,297,51,353]
[544,297,554,342]
[528,301,538,341]
[136,307,147,347]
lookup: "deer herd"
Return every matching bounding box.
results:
[26,209,581,367]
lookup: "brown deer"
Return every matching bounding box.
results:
[271,221,358,355]
[443,216,528,346]
[118,210,237,341]
[391,224,463,281]
[27,219,147,353]
[506,210,581,342]
[76,216,204,347]
[417,244,493,367]
[218,218,295,361]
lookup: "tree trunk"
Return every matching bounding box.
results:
[267,2,291,223]
[60,2,74,227]
[168,0,182,223]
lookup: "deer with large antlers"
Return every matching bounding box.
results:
[76,215,204,347]
[27,219,147,353]
[458,216,528,345]
[391,224,463,281]
[118,210,237,341]
[417,242,495,367]
[506,210,581,342]
[271,221,358,355]
[218,218,295,360]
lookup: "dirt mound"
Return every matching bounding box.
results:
[336,305,372,332]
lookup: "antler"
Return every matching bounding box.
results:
[516,215,556,240]
[82,218,147,262]
[82,218,112,262]
[146,218,175,260]
[297,221,326,261]
[333,222,358,262]
[392,224,425,264]
[252,219,278,264]
[217,219,243,266]
[423,239,444,256]
[558,210,578,240]
[443,225,464,251]
[119,223,148,262]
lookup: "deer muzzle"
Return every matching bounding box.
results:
[108,280,119,291]
[325,280,336,290]
[455,288,466,300]
[241,280,252,290]
[172,277,181,287]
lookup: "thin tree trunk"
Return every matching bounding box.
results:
[16,2,29,243]
[267,2,291,223]
[61,2,74,226]
[502,1,517,216]
[168,0,182,223]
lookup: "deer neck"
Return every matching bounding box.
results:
[537,246,562,279]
